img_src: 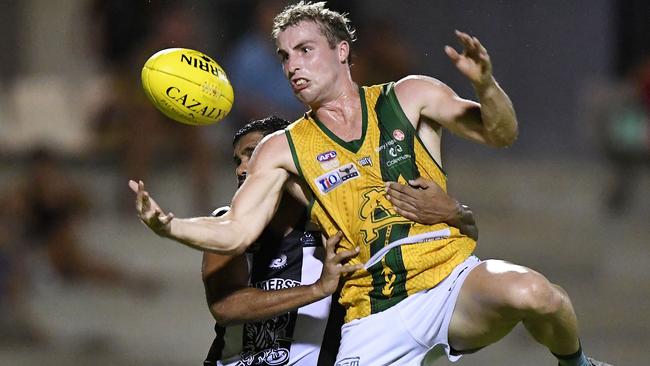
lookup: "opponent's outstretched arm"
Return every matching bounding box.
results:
[202,232,361,326]
[130,133,294,255]
[397,30,518,148]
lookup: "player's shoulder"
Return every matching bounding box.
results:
[249,130,298,175]
[253,130,289,156]
[395,75,451,94]
[284,114,311,133]
[394,75,456,107]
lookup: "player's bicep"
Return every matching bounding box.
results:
[397,76,490,145]
[228,133,291,246]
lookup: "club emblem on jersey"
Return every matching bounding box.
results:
[358,156,372,167]
[316,150,340,170]
[240,312,292,365]
[269,254,288,269]
[392,129,405,141]
[315,163,360,194]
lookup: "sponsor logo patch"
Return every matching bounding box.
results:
[393,129,405,141]
[358,156,372,167]
[315,163,360,194]
[300,232,317,246]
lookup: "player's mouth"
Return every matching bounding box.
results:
[291,78,309,92]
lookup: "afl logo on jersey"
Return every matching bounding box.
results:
[317,150,340,170]
[317,150,337,162]
[393,129,405,141]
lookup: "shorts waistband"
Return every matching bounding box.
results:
[364,228,451,269]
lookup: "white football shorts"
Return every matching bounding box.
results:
[335,255,482,366]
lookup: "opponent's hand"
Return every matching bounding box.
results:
[386,178,459,224]
[128,180,174,237]
[313,232,363,298]
[445,30,493,87]
[386,178,479,240]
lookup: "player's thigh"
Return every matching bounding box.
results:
[447,259,552,349]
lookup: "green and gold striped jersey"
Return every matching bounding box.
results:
[286,82,476,322]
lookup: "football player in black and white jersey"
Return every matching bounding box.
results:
[201,116,478,366]
[202,116,358,366]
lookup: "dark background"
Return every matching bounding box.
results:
[0,1,648,365]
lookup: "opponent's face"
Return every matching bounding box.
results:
[276,21,349,106]
[233,131,264,187]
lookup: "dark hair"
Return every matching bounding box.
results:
[233,115,290,146]
[272,1,356,64]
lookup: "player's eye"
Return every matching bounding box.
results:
[302,47,311,53]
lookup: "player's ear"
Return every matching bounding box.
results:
[338,41,350,64]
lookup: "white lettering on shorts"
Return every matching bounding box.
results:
[335,357,360,366]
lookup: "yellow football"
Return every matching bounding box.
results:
[141,48,234,126]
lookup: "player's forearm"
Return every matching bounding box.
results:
[474,76,518,147]
[450,204,478,241]
[442,198,479,241]
[210,284,327,326]
[168,217,249,255]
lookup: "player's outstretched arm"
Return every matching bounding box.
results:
[130,133,294,255]
[396,31,517,148]
[385,178,478,241]
[202,232,361,326]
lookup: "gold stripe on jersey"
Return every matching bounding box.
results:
[286,83,476,323]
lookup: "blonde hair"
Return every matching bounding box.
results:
[272,1,356,63]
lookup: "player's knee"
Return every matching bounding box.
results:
[507,272,565,317]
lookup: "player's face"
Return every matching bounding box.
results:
[276,21,347,106]
[233,131,264,187]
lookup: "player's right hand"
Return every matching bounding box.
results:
[313,232,363,298]
[445,30,493,88]
[129,180,174,237]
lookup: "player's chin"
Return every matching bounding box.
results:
[293,89,314,105]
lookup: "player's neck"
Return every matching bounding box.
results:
[312,80,362,140]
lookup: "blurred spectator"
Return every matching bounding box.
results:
[598,56,650,214]
[12,147,157,293]
[0,190,43,344]
[351,17,418,85]
[89,0,214,213]
[223,0,304,124]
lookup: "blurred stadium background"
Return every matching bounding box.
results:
[0,0,648,365]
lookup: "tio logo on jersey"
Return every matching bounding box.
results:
[315,163,360,194]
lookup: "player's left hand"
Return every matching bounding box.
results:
[445,30,493,87]
[386,178,479,240]
[386,178,459,224]
[313,232,363,298]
